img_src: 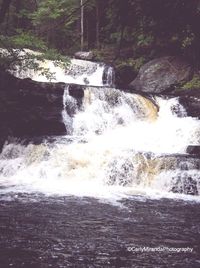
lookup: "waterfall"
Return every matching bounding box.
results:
[1,49,200,200]
[5,49,114,87]
[103,66,115,87]
[62,85,77,134]
[0,84,200,200]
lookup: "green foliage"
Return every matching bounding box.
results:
[136,33,154,48]
[0,34,69,79]
[8,32,47,51]
[1,0,200,74]
[181,75,200,90]
[32,0,80,52]
[116,57,146,72]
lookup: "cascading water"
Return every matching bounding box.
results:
[62,85,77,134]
[0,83,200,200]
[5,49,115,87]
[0,48,200,200]
[103,66,115,87]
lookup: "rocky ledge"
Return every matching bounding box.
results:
[172,89,200,118]
[0,71,85,151]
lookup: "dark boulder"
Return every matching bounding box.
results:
[129,56,193,93]
[0,70,67,150]
[187,146,200,155]
[68,84,84,102]
[115,65,137,89]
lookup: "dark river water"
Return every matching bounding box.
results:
[0,193,199,268]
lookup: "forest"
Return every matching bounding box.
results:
[1,0,200,74]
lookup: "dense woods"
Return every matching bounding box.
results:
[1,0,200,72]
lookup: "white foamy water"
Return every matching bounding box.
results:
[18,59,108,86]
[0,86,200,201]
[5,48,115,87]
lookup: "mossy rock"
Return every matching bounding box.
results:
[129,56,193,93]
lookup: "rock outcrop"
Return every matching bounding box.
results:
[173,89,200,118]
[129,56,193,93]
[115,65,137,89]
[187,146,200,155]
[0,71,67,150]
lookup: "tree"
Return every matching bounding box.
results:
[1,0,200,70]
[80,0,84,50]
[0,0,12,24]
[95,0,100,49]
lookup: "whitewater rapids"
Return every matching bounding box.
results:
[0,85,200,201]
[5,48,115,87]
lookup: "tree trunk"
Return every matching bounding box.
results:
[115,24,125,60]
[14,0,22,28]
[81,0,84,51]
[5,5,10,34]
[96,0,100,49]
[0,0,12,24]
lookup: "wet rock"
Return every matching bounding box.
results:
[106,158,135,186]
[173,89,200,118]
[129,56,193,93]
[66,60,98,78]
[159,154,200,170]
[115,65,137,89]
[105,153,200,196]
[0,70,67,148]
[74,51,94,61]
[187,146,200,155]
[68,84,84,107]
[171,176,198,195]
